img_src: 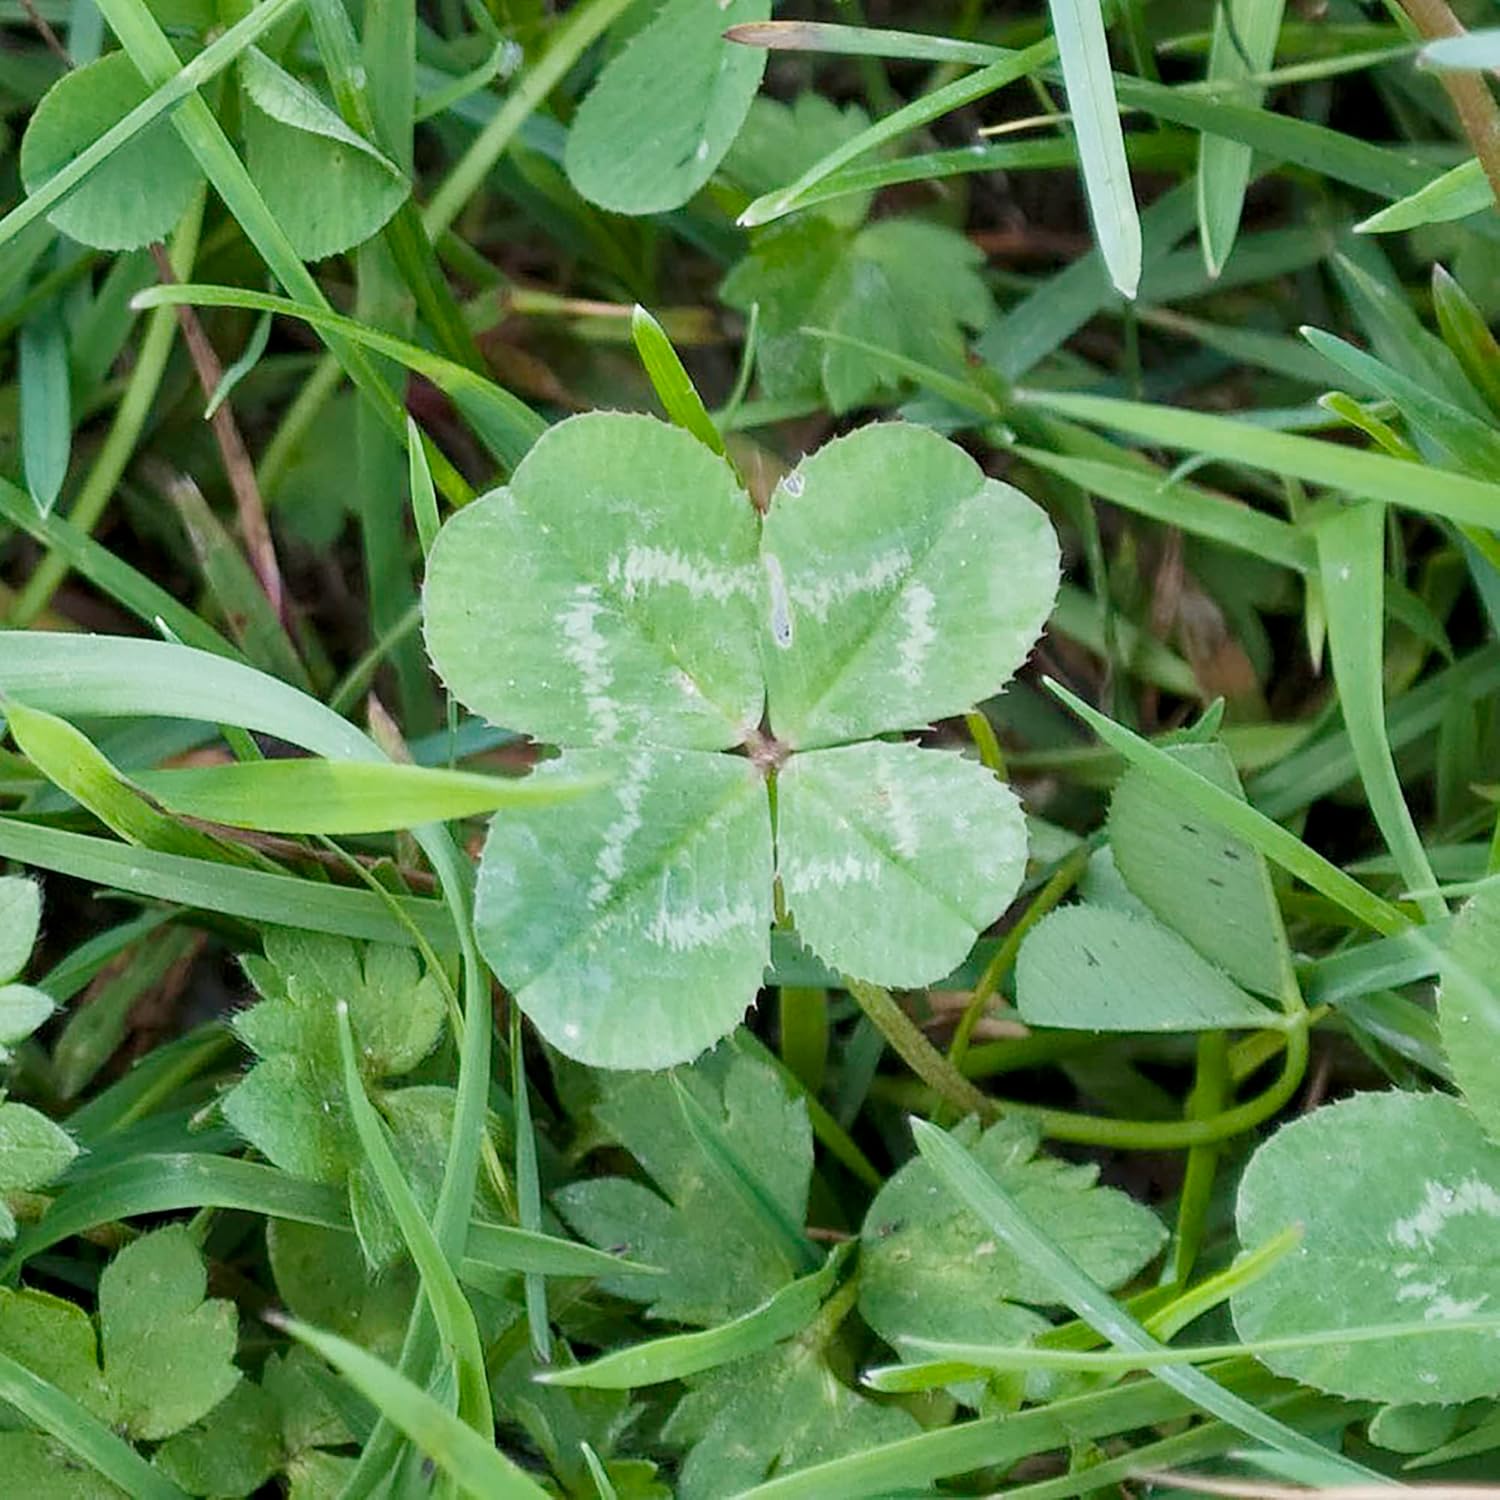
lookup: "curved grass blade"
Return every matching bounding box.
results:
[2,1154,349,1275]
[1197,0,1286,276]
[0,818,453,950]
[1045,680,1409,937]
[631,304,723,455]
[540,1243,848,1390]
[134,758,599,834]
[1017,387,1500,526]
[334,1000,490,1438]
[463,1222,661,1280]
[133,282,545,472]
[909,1118,1386,1484]
[271,1314,551,1499]
[0,1352,187,1500]
[1313,504,1443,921]
[1047,0,1140,298]
[1357,157,1490,234]
[737,42,1057,226]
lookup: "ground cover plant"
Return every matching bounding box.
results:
[8,0,1500,1494]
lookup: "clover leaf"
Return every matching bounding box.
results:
[423,412,1059,1069]
[220,928,451,1264]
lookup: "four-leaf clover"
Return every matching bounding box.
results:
[423,413,1059,1068]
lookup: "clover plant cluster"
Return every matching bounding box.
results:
[422,413,1060,1068]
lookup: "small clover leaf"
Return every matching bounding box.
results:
[555,1050,812,1326]
[423,412,1060,1068]
[221,929,450,1263]
[0,1228,240,1447]
[859,1116,1165,1362]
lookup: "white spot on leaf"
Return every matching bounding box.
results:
[764,553,793,649]
[560,585,619,742]
[589,751,652,907]
[787,854,881,890]
[647,899,759,952]
[789,548,910,622]
[1391,1174,1500,1251]
[897,583,936,687]
[607,546,754,603]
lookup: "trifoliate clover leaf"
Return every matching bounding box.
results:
[859,1116,1165,1357]
[662,1337,919,1499]
[102,1226,241,1441]
[153,1380,283,1499]
[722,95,874,230]
[722,217,994,412]
[221,928,448,1263]
[564,0,770,216]
[555,1050,812,1326]
[0,1229,240,1447]
[1232,1090,1500,1405]
[422,412,1059,1069]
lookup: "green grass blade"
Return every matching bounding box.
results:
[18,302,70,516]
[1433,264,1500,418]
[1017,446,1315,573]
[738,42,1057,226]
[0,817,452,950]
[272,1315,552,1499]
[631,304,724,455]
[725,19,1003,65]
[334,1000,491,1437]
[909,1118,1385,1483]
[463,1222,661,1280]
[133,758,600,834]
[1356,157,1490,234]
[133,282,545,472]
[1313,503,1443,920]
[1047,0,1139,298]
[0,1351,188,1500]
[671,1072,821,1276]
[1045,680,1410,937]
[1197,0,1286,276]
[5,701,243,863]
[1016,387,1500,527]
[3,1154,350,1274]
[540,1243,848,1390]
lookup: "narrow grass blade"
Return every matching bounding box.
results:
[1433,264,1500,418]
[1358,157,1490,234]
[510,1005,550,1361]
[631,304,724,455]
[1313,504,1443,921]
[738,42,1057,225]
[726,1360,1291,1498]
[910,1118,1385,1483]
[1017,447,1315,573]
[272,1315,551,1499]
[1016,388,1500,527]
[1302,326,1500,474]
[134,758,599,834]
[334,1000,491,1437]
[1420,29,1500,69]
[726,19,1004,65]
[1047,0,1140,297]
[133,282,545,472]
[540,1243,848,1389]
[0,1352,187,1500]
[3,1154,349,1273]
[0,818,452,950]
[5,701,242,864]
[1197,0,1286,276]
[671,1072,821,1276]
[463,1222,661,1280]
[1045,680,1410,937]
[18,302,70,515]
